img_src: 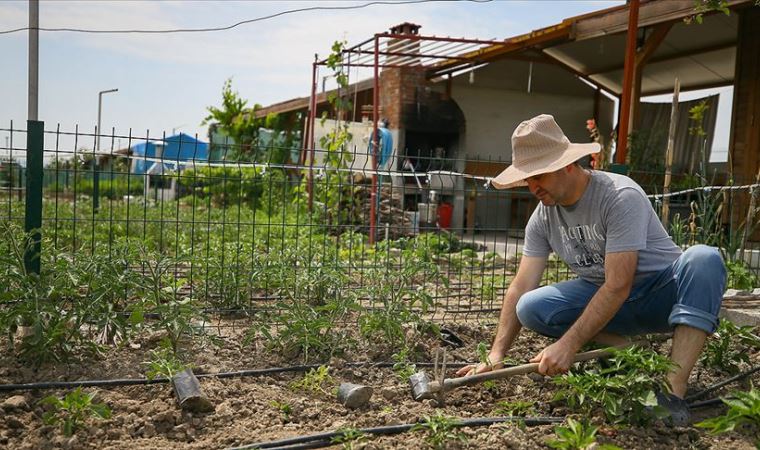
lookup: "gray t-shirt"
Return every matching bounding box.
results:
[523,171,682,286]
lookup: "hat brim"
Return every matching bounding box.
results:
[491,142,601,190]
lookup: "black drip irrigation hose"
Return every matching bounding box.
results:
[228,416,566,450]
[685,364,760,403]
[0,361,475,392]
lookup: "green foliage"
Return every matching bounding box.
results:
[392,347,418,381]
[476,341,491,366]
[411,411,467,450]
[548,418,620,450]
[357,262,439,353]
[687,0,731,24]
[701,319,760,375]
[553,346,676,425]
[289,365,334,395]
[178,166,288,211]
[696,385,760,441]
[270,400,292,421]
[41,388,111,437]
[144,343,188,380]
[202,78,264,158]
[726,259,759,290]
[59,175,145,199]
[493,400,536,417]
[331,427,369,449]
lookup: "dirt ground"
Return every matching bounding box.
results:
[0,322,758,450]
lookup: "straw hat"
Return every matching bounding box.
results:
[491,114,600,189]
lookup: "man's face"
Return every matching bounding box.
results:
[525,168,568,206]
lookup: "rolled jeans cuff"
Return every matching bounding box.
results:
[668,304,719,334]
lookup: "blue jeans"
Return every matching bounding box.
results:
[516,245,727,337]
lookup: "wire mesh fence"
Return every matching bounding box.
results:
[1,123,759,335]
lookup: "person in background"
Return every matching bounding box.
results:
[456,114,726,426]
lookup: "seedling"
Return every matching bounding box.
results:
[269,400,293,421]
[290,365,334,396]
[144,343,188,380]
[411,411,467,450]
[702,318,760,375]
[696,385,760,443]
[547,418,620,450]
[331,427,369,450]
[392,347,417,381]
[476,341,492,367]
[493,400,536,417]
[553,346,675,425]
[41,388,111,437]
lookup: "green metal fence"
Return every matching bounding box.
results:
[1,122,759,329]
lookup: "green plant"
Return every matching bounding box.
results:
[411,411,467,450]
[331,427,369,449]
[270,400,293,421]
[701,318,760,375]
[289,365,334,395]
[726,259,759,290]
[547,418,620,450]
[553,346,676,425]
[476,341,492,367]
[357,259,442,354]
[493,400,536,417]
[696,385,760,443]
[41,388,111,437]
[392,347,418,380]
[144,343,188,380]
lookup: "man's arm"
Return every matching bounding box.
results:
[530,250,638,376]
[456,255,547,376]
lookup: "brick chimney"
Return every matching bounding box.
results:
[380,22,425,130]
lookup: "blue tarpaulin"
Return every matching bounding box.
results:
[130,133,209,174]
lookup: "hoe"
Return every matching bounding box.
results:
[409,345,625,403]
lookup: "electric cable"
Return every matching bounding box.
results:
[0,0,492,36]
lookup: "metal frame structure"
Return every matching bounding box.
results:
[305,30,524,244]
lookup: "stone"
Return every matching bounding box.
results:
[6,418,24,429]
[2,395,29,411]
[380,388,397,401]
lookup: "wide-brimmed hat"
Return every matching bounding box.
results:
[491,114,600,189]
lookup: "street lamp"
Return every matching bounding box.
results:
[94,88,118,212]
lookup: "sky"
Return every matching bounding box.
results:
[0,0,729,161]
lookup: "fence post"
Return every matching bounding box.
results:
[92,159,100,212]
[24,120,44,275]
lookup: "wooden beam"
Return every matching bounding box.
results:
[587,41,735,76]
[631,23,672,129]
[642,80,733,97]
[616,0,640,164]
[541,48,620,96]
[636,23,673,66]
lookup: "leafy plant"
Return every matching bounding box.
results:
[41,388,111,437]
[476,341,492,367]
[696,385,760,443]
[144,343,188,380]
[547,418,620,450]
[701,318,760,375]
[270,400,293,421]
[289,365,334,396]
[726,259,759,290]
[392,347,418,380]
[411,411,467,450]
[493,400,536,417]
[357,261,440,354]
[331,427,369,449]
[553,346,676,425]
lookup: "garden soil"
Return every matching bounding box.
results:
[1,323,758,450]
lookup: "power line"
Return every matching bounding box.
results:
[0,0,492,36]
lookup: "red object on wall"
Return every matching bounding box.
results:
[438,202,453,230]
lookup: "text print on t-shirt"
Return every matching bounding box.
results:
[559,223,605,268]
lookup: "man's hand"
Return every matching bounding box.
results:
[530,340,578,376]
[455,352,505,377]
